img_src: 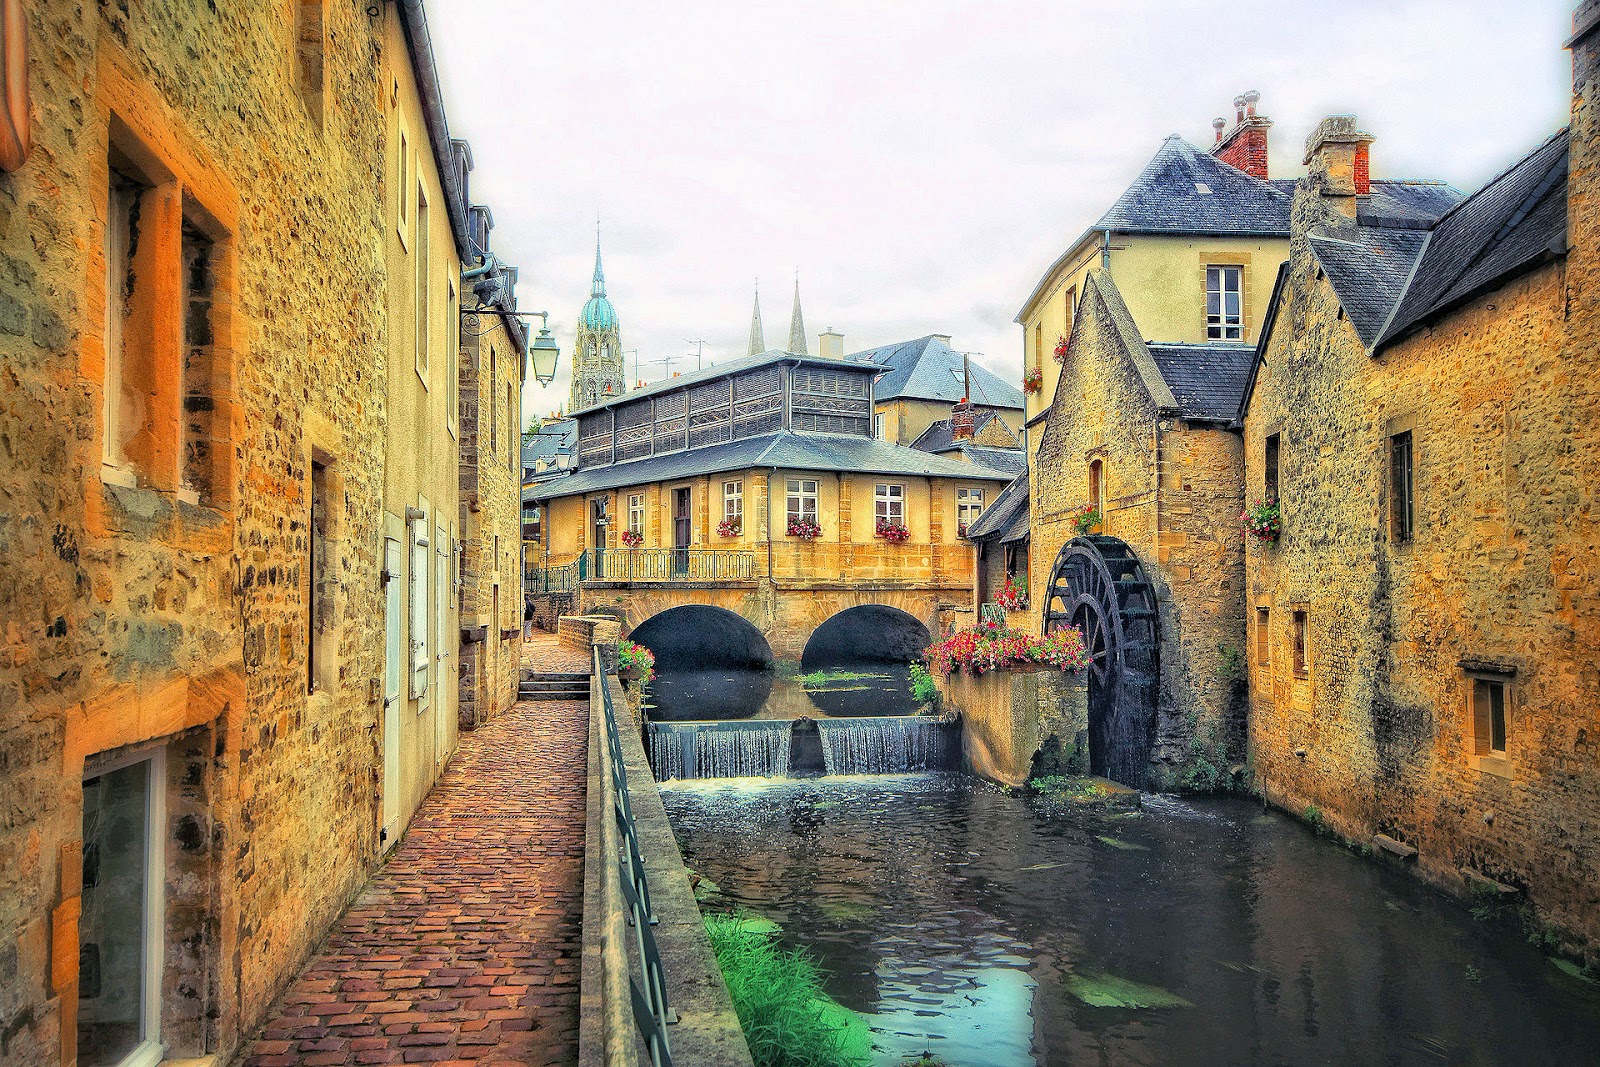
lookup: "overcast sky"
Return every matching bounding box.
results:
[429,0,1575,427]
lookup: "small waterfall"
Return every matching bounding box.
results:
[817,717,956,775]
[649,721,792,780]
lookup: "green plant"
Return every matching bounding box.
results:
[1303,804,1326,833]
[1069,503,1102,536]
[910,663,938,705]
[616,640,655,686]
[1216,643,1244,683]
[1464,963,1483,984]
[902,1055,954,1067]
[1241,498,1282,543]
[1030,775,1111,802]
[703,913,869,1067]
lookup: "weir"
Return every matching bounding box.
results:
[648,715,959,780]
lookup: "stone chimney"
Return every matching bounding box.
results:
[1211,89,1272,180]
[818,329,844,360]
[1303,115,1376,218]
[951,399,976,441]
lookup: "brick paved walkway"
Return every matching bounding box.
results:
[521,631,591,673]
[242,699,588,1067]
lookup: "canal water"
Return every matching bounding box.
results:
[663,774,1600,1067]
[646,663,920,721]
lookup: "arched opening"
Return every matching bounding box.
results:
[1088,458,1105,519]
[630,605,774,721]
[800,605,932,717]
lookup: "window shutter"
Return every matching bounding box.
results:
[436,521,449,668]
[409,514,429,701]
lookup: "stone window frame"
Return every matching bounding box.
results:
[307,448,343,695]
[88,57,239,517]
[627,492,645,537]
[1087,456,1106,518]
[295,0,327,130]
[786,478,818,525]
[1290,606,1310,681]
[395,109,411,249]
[1386,412,1418,547]
[874,482,905,527]
[446,277,459,439]
[1255,604,1271,667]
[1463,661,1516,780]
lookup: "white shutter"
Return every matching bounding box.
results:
[435,521,449,667]
[383,537,403,707]
[409,513,429,702]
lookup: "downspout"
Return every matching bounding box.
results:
[1102,228,1113,271]
[766,469,777,581]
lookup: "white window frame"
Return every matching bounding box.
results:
[723,480,743,522]
[628,493,645,536]
[873,412,885,440]
[80,743,167,1067]
[956,486,985,533]
[875,482,904,526]
[786,478,818,524]
[396,124,410,246]
[409,504,430,705]
[1206,265,1244,341]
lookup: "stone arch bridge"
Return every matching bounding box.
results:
[575,579,973,663]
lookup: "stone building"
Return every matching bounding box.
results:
[567,235,624,410]
[1240,14,1600,955]
[850,333,1025,446]
[528,350,1011,660]
[455,205,527,729]
[0,5,525,1064]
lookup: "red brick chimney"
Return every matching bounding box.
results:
[951,399,976,441]
[1211,89,1272,180]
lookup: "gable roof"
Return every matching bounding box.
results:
[1094,135,1294,237]
[909,409,1020,453]
[1377,129,1569,348]
[964,473,1029,542]
[1308,227,1432,348]
[524,430,1012,501]
[850,335,1025,409]
[1145,343,1258,423]
[521,419,577,467]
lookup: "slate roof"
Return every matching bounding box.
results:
[956,446,1027,477]
[1144,342,1258,423]
[1378,129,1569,347]
[1307,227,1432,348]
[524,431,1012,501]
[521,419,577,468]
[849,335,1025,409]
[1095,136,1294,237]
[964,473,1029,542]
[909,409,1019,453]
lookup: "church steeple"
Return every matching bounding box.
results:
[747,281,766,356]
[787,273,808,355]
[570,223,625,410]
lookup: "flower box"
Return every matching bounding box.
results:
[716,518,742,538]
[924,624,1089,677]
[1069,503,1101,536]
[620,530,643,548]
[1241,499,1281,544]
[786,517,822,541]
[876,519,910,544]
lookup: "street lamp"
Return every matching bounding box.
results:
[528,311,560,386]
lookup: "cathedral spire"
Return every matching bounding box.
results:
[591,224,606,298]
[747,280,766,356]
[787,271,808,355]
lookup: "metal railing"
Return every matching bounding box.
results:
[596,645,676,1067]
[527,558,581,594]
[581,547,756,583]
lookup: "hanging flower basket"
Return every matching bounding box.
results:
[924,625,1089,676]
[876,520,910,544]
[1069,503,1101,536]
[995,575,1029,613]
[1053,335,1070,365]
[1023,366,1043,394]
[787,517,822,541]
[620,530,643,548]
[716,517,742,538]
[1241,499,1282,543]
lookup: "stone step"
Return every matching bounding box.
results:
[519,690,591,702]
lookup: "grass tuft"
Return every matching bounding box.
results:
[703,912,870,1067]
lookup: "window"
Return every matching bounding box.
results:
[956,486,984,534]
[874,412,885,440]
[1065,284,1077,327]
[723,480,743,522]
[1291,610,1309,679]
[309,456,333,693]
[1390,429,1414,543]
[488,344,498,455]
[1033,322,1043,366]
[1088,458,1105,518]
[875,483,905,526]
[396,126,410,242]
[446,278,458,437]
[628,493,644,536]
[1255,607,1270,666]
[103,166,140,471]
[508,383,517,476]
[1264,433,1280,501]
[79,747,166,1067]
[786,478,818,524]
[1206,265,1243,340]
[180,211,220,502]
[414,184,430,384]
[1472,677,1508,757]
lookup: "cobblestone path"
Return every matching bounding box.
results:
[242,698,588,1066]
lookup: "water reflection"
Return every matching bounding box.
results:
[664,776,1600,1067]
[648,661,919,721]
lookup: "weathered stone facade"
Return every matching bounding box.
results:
[1031,272,1247,788]
[1241,19,1600,958]
[0,6,520,1064]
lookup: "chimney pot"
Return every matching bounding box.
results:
[1213,117,1226,143]
[1243,89,1260,117]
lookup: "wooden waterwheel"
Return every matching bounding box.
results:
[1043,535,1159,788]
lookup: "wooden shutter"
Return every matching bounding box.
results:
[409,513,429,701]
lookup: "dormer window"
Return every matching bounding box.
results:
[1206,265,1243,340]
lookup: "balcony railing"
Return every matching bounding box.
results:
[582,547,755,583]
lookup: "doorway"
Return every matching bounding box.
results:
[381,535,402,850]
[592,497,608,579]
[673,487,691,575]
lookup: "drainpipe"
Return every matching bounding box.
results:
[461,252,499,281]
[766,469,777,581]
[1102,228,1113,271]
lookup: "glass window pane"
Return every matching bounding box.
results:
[1225,292,1240,317]
[79,760,152,1065]
[1207,292,1221,317]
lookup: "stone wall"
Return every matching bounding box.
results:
[1244,163,1600,954]
[0,5,445,1063]
[938,667,1089,787]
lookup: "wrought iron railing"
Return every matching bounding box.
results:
[595,646,676,1066]
[526,558,581,594]
[582,547,755,583]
